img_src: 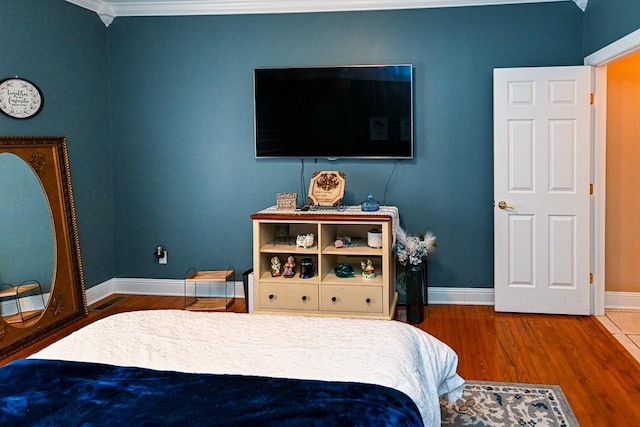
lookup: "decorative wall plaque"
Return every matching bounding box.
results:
[276,192,297,210]
[0,78,44,119]
[308,171,346,207]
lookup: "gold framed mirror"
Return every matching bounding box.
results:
[0,136,87,359]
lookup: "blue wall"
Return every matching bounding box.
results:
[583,0,640,56]
[0,0,114,288]
[108,3,584,287]
[4,1,607,291]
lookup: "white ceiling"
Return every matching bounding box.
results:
[65,0,588,27]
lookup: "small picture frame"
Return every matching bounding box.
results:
[276,192,297,210]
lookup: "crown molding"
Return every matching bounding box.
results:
[65,0,116,26]
[573,0,587,11]
[65,0,586,27]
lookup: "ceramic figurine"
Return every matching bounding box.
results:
[296,233,315,249]
[334,236,352,248]
[270,256,282,277]
[361,258,376,280]
[283,256,296,277]
[334,263,355,278]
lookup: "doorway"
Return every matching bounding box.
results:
[586,28,640,315]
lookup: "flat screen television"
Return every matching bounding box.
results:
[254,64,413,159]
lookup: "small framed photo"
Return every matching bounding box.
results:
[276,192,297,210]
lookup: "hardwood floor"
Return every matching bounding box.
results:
[415,305,640,426]
[2,295,640,426]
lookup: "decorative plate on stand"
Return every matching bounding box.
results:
[307,170,346,208]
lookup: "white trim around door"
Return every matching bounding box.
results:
[585,28,640,316]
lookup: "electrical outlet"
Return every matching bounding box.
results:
[159,251,167,265]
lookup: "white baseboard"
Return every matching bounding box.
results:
[86,278,245,306]
[84,280,640,311]
[427,287,494,305]
[85,279,117,306]
[605,291,640,310]
[86,279,494,307]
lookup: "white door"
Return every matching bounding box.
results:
[494,66,591,315]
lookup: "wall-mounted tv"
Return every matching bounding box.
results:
[254,64,413,159]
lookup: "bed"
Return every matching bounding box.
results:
[0,310,464,426]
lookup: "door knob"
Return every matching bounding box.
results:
[498,201,515,210]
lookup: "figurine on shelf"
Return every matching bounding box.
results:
[334,263,355,278]
[283,256,296,277]
[296,233,315,249]
[270,256,282,277]
[334,236,352,248]
[361,258,376,280]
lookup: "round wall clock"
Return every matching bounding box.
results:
[0,77,44,119]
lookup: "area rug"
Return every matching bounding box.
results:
[440,381,579,426]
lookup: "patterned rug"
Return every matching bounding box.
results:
[440,381,579,426]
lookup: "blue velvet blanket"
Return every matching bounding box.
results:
[0,359,423,426]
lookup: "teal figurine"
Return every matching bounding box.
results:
[334,263,355,278]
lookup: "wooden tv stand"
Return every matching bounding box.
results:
[250,207,398,320]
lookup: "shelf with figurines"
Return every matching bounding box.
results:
[258,254,320,285]
[320,256,384,287]
[320,223,384,257]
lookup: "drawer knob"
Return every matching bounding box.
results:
[269,294,274,300]
[331,296,337,302]
[301,295,307,301]
[365,298,371,304]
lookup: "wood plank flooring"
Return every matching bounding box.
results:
[2,295,640,426]
[413,305,640,426]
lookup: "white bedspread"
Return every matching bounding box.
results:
[31,310,464,426]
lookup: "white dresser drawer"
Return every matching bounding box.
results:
[320,285,383,314]
[259,283,319,311]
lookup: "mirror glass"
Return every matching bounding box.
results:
[0,137,86,359]
[0,153,54,327]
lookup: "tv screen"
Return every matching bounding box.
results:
[254,65,413,159]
